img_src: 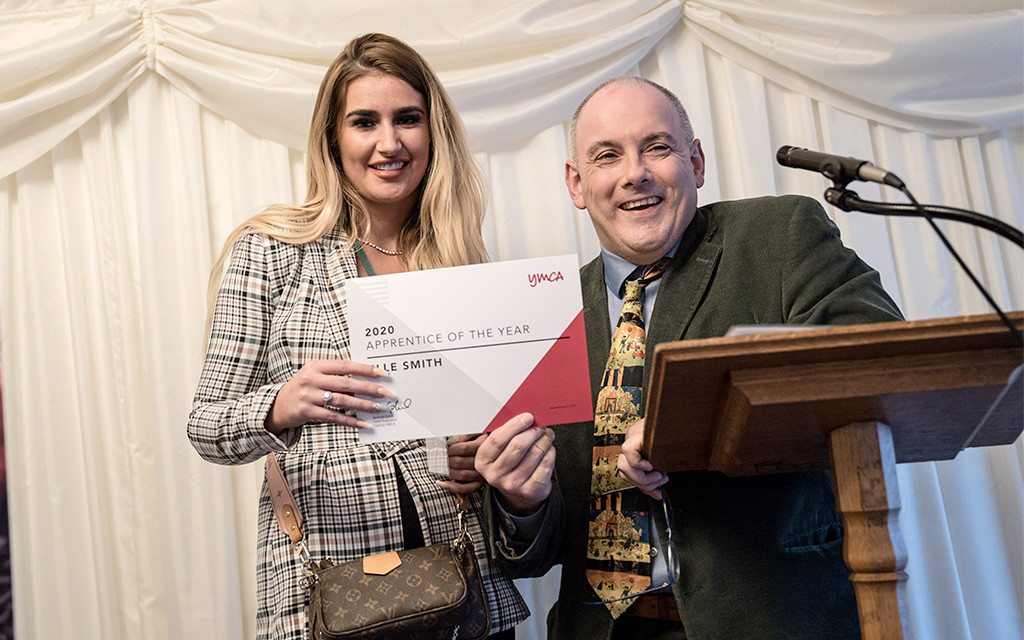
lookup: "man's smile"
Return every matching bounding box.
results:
[620,196,662,211]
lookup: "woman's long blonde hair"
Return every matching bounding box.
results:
[205,33,487,321]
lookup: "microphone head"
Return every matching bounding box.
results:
[776,146,797,164]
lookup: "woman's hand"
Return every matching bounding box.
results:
[265,359,395,435]
[438,434,487,495]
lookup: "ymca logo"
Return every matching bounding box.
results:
[528,271,565,287]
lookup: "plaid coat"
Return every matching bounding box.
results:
[189,227,529,639]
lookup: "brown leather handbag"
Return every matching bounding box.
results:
[266,453,491,640]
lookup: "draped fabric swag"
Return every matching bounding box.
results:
[0,2,1021,638]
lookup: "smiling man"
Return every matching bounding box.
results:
[475,77,904,640]
[565,78,704,267]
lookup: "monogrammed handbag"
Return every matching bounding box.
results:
[266,453,491,640]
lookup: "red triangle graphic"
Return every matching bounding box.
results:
[485,309,593,431]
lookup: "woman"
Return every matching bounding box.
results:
[188,33,528,639]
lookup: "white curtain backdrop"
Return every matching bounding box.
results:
[0,1,1021,639]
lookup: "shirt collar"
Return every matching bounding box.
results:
[601,236,682,297]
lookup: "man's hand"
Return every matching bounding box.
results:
[474,413,555,516]
[617,418,668,499]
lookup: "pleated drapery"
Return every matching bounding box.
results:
[1,2,1021,639]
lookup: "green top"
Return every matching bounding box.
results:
[354,242,375,276]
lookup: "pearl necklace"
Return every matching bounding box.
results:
[357,237,402,256]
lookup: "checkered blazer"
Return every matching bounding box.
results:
[188,227,529,639]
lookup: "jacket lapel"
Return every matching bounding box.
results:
[580,254,611,405]
[313,228,359,357]
[643,209,722,388]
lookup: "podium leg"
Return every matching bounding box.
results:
[828,421,911,640]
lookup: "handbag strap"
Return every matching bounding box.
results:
[265,452,305,544]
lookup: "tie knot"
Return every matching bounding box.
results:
[624,256,670,296]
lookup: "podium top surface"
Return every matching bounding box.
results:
[643,312,1023,476]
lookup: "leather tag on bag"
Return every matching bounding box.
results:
[363,550,402,576]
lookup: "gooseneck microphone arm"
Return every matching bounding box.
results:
[825,191,1023,248]
[777,146,1023,344]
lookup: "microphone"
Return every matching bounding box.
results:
[776,146,905,189]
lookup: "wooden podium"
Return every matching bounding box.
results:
[642,312,1023,640]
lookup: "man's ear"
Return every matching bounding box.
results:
[565,161,587,210]
[691,139,706,189]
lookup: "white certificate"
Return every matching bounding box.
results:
[346,254,593,443]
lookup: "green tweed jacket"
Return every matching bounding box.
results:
[483,195,904,640]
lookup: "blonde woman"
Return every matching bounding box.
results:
[188,33,528,639]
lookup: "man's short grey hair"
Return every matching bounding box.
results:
[568,76,694,164]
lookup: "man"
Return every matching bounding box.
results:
[474,77,903,640]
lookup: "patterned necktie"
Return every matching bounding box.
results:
[587,257,669,618]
